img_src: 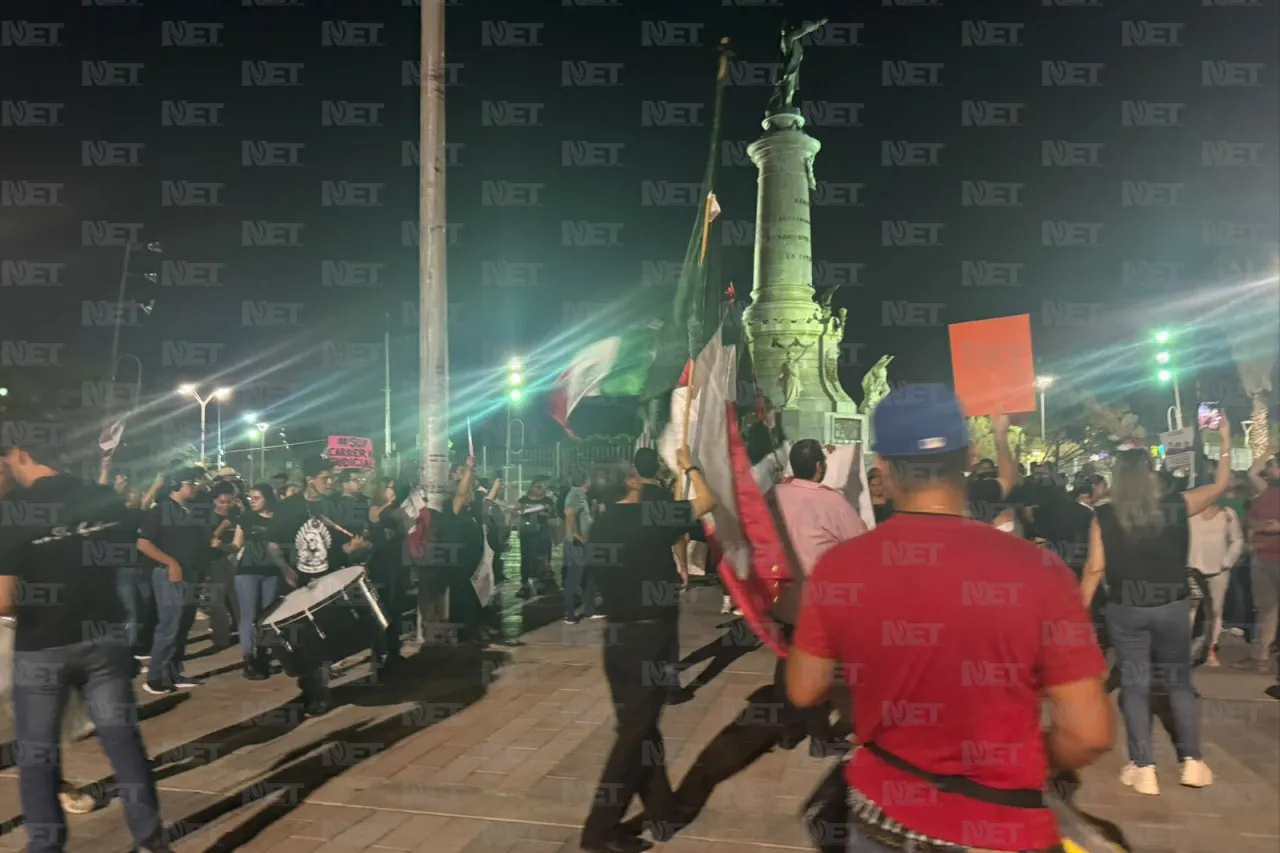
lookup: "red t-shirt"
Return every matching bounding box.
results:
[793,513,1105,851]
[1247,486,1280,562]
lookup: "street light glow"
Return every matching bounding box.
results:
[214,387,231,400]
[1034,375,1055,390]
[1155,329,1171,344]
[508,357,522,370]
[1156,351,1170,364]
[1158,369,1173,382]
[256,422,270,433]
[508,372,522,386]
[509,388,523,402]
[178,384,195,396]
[243,412,258,424]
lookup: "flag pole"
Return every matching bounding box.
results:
[419,0,449,508]
[680,38,732,452]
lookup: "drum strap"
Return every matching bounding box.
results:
[863,742,1045,809]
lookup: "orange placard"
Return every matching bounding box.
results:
[948,315,1036,417]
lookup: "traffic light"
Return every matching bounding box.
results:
[507,357,523,404]
[1153,329,1174,383]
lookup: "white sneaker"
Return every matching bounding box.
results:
[1120,762,1159,795]
[59,784,95,814]
[1180,759,1213,787]
[720,595,733,615]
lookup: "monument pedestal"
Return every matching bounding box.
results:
[742,110,863,446]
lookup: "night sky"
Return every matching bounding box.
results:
[2,0,1277,459]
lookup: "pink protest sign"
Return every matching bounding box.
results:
[326,435,375,470]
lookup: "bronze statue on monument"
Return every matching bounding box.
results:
[766,19,828,116]
[859,355,894,415]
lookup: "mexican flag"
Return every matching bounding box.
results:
[550,45,731,436]
[548,326,658,438]
[549,188,724,435]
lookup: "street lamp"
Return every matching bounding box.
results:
[1153,329,1184,430]
[109,241,163,383]
[1034,375,1055,442]
[178,384,231,465]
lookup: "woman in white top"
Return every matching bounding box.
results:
[1188,502,1244,666]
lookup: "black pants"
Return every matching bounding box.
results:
[519,535,551,585]
[582,618,678,844]
[773,640,837,745]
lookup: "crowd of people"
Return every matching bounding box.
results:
[567,389,1279,853]
[1,386,1278,853]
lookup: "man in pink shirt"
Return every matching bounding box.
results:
[773,440,867,576]
[769,439,865,758]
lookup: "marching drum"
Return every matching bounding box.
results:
[258,566,389,677]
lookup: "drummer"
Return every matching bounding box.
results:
[267,455,372,717]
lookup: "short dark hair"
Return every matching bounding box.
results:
[881,448,969,491]
[633,447,660,479]
[302,455,335,480]
[789,439,826,481]
[270,472,289,483]
[168,466,205,493]
[250,482,277,510]
[569,467,588,488]
[210,481,237,499]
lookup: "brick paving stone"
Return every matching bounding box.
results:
[0,585,1274,853]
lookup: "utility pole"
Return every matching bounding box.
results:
[384,313,393,461]
[419,0,449,509]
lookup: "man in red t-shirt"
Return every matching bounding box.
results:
[1241,453,1280,672]
[787,384,1114,852]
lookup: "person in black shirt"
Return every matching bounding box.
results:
[368,477,411,663]
[430,459,486,643]
[966,414,1017,525]
[236,483,285,679]
[516,475,556,598]
[0,434,172,852]
[580,447,716,853]
[333,468,372,535]
[137,467,215,695]
[1079,421,1232,795]
[112,484,153,662]
[266,456,371,716]
[867,466,894,524]
[206,481,243,652]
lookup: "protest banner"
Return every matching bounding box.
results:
[326,435,375,470]
[948,315,1036,417]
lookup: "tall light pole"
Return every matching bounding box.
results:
[179,384,230,466]
[109,241,162,384]
[1154,329,1184,431]
[506,357,524,500]
[419,0,449,508]
[1034,375,1055,444]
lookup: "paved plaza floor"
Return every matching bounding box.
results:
[0,577,1276,853]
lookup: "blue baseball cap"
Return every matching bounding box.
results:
[871,384,970,456]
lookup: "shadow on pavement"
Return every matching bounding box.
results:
[0,691,190,773]
[670,619,761,701]
[163,648,505,851]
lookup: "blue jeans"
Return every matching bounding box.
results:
[116,567,153,656]
[13,640,165,852]
[562,542,596,620]
[234,574,279,660]
[1105,598,1202,766]
[148,568,195,688]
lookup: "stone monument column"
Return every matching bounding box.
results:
[742,20,861,445]
[742,107,859,443]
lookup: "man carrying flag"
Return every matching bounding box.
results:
[582,446,716,853]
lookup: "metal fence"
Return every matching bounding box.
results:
[477,438,636,498]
